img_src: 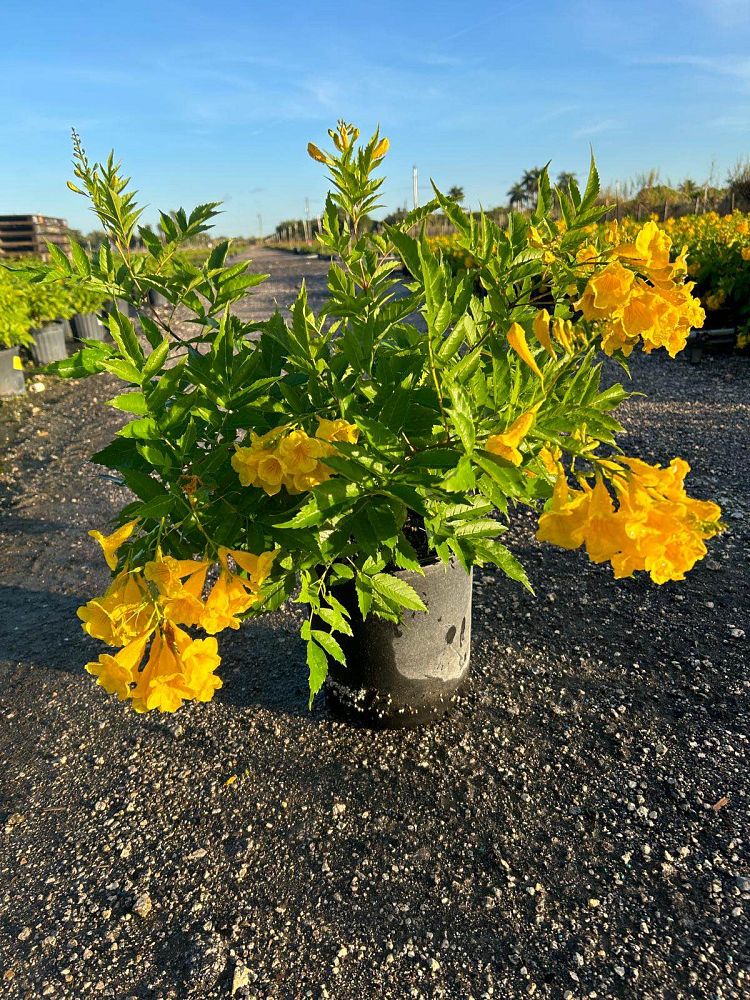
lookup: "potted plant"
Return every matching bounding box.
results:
[0,268,32,396]
[23,279,70,365]
[70,284,109,341]
[42,124,722,726]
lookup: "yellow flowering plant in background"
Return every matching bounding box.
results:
[39,120,722,714]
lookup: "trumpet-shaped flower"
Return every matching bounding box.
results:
[507,322,543,378]
[78,571,156,646]
[89,520,138,570]
[85,635,148,701]
[486,408,538,466]
[532,310,555,356]
[316,418,360,445]
[536,457,722,583]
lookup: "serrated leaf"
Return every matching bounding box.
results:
[69,241,91,277]
[475,539,533,592]
[446,381,475,452]
[372,572,427,612]
[311,629,346,664]
[142,339,170,381]
[108,391,148,415]
[306,639,328,707]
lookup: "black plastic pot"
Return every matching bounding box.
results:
[72,312,108,342]
[0,346,25,396]
[148,289,168,308]
[326,559,473,728]
[106,297,133,317]
[30,322,67,365]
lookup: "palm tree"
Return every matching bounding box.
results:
[521,167,543,208]
[447,185,465,204]
[556,171,577,195]
[507,183,525,210]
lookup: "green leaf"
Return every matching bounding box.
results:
[69,241,91,277]
[107,309,144,367]
[137,441,174,470]
[306,639,329,707]
[311,629,346,664]
[394,534,423,572]
[43,344,111,379]
[442,454,476,492]
[101,357,142,384]
[446,381,475,452]
[580,153,600,212]
[108,391,148,415]
[317,606,353,637]
[372,572,427,612]
[46,243,72,272]
[355,575,373,618]
[474,539,533,593]
[142,339,170,381]
[134,493,175,519]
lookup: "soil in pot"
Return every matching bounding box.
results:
[326,556,473,729]
[30,322,67,365]
[0,347,25,396]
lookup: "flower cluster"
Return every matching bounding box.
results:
[231,419,359,496]
[79,523,276,712]
[576,221,705,357]
[536,457,722,584]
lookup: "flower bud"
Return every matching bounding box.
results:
[372,137,390,160]
[307,143,329,164]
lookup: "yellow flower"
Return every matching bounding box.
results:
[199,569,260,634]
[316,418,359,444]
[741,247,750,261]
[575,245,599,268]
[144,555,210,626]
[88,520,138,571]
[172,628,223,702]
[536,474,594,551]
[231,446,288,496]
[532,309,556,356]
[220,547,277,593]
[85,635,148,701]
[285,463,332,494]
[538,444,561,476]
[372,137,390,159]
[536,456,723,584]
[507,322,543,378]
[77,571,156,646]
[486,408,538,466]
[551,317,579,353]
[277,429,325,475]
[528,226,544,248]
[576,261,635,319]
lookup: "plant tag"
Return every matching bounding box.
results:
[12,355,23,370]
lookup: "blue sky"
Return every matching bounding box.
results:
[2,0,750,235]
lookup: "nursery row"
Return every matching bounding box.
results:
[429,210,750,348]
[0,257,179,396]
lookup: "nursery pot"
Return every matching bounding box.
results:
[0,346,25,396]
[30,322,67,365]
[148,289,168,308]
[72,312,108,342]
[326,559,473,728]
[106,297,134,317]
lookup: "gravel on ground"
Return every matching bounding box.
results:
[0,248,748,999]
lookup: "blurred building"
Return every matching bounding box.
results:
[0,214,71,259]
